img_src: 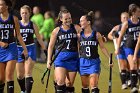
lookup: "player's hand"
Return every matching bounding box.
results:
[22,49,28,60]
[0,42,9,48]
[115,48,119,55]
[47,61,51,69]
[133,56,137,63]
[102,35,107,42]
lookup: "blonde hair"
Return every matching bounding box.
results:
[121,12,129,17]
[20,5,32,14]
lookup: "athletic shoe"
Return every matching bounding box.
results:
[131,87,138,93]
[21,91,26,93]
[122,84,128,89]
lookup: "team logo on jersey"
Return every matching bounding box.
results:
[58,33,77,40]
[0,24,14,29]
[80,41,97,46]
[20,29,34,33]
[128,26,140,32]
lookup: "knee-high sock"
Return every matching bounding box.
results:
[82,88,89,93]
[25,77,34,93]
[130,70,138,88]
[0,83,5,93]
[17,78,25,92]
[56,84,66,93]
[120,70,127,84]
[7,81,14,93]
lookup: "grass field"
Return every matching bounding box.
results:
[5,42,133,93]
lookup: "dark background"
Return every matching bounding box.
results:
[13,0,140,34]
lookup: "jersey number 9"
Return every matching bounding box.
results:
[86,46,91,57]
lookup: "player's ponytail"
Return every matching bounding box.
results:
[128,4,139,16]
[85,11,94,27]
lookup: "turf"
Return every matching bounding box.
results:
[5,42,132,93]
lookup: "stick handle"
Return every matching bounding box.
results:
[108,53,113,93]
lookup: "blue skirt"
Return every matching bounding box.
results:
[17,43,36,62]
[124,47,140,58]
[0,42,18,62]
[54,51,79,72]
[117,46,127,60]
[79,58,101,76]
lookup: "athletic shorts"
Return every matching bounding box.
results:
[117,46,127,60]
[124,47,140,58]
[17,43,36,62]
[0,42,18,62]
[54,51,79,72]
[79,58,101,76]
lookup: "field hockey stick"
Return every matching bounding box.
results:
[112,32,121,72]
[108,53,113,93]
[45,69,51,93]
[41,41,66,84]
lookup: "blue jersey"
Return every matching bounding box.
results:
[125,19,140,49]
[0,14,18,62]
[79,30,99,59]
[54,24,79,71]
[55,24,78,52]
[0,15,15,43]
[17,21,34,45]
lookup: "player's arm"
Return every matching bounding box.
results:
[47,27,59,68]
[108,25,119,40]
[74,24,82,52]
[97,32,110,58]
[74,24,82,34]
[33,23,46,50]
[13,16,28,57]
[134,35,140,60]
[116,21,128,54]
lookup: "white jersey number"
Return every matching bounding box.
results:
[66,40,71,49]
[23,34,28,41]
[134,32,139,40]
[1,30,9,39]
[86,46,91,57]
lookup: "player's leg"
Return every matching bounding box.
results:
[126,62,131,87]
[25,57,35,93]
[0,63,6,93]
[119,59,128,89]
[81,75,90,93]
[6,60,16,93]
[90,74,100,93]
[16,62,25,93]
[55,67,67,93]
[127,55,138,92]
[65,71,77,93]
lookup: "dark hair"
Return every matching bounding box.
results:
[3,0,12,7]
[128,4,139,16]
[56,9,70,26]
[84,11,94,26]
